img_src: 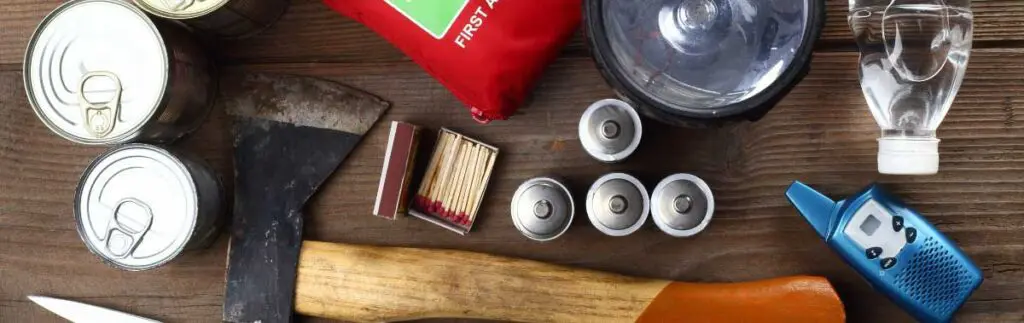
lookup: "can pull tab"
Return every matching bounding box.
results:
[78,71,123,138]
[100,198,154,259]
[160,0,196,11]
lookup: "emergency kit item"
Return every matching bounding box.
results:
[25,0,215,145]
[850,0,973,175]
[133,0,290,39]
[374,121,421,220]
[786,181,982,323]
[321,0,582,122]
[411,128,498,234]
[651,174,714,237]
[76,144,224,271]
[511,177,575,241]
[580,99,643,163]
[584,0,824,126]
[587,173,649,236]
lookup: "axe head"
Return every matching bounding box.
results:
[221,73,389,323]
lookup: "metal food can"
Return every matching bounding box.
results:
[579,99,643,163]
[511,177,575,241]
[75,144,224,271]
[134,0,290,39]
[586,173,649,236]
[651,173,715,237]
[24,0,215,146]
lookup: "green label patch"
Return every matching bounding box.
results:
[386,0,470,39]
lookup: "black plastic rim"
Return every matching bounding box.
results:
[584,0,826,127]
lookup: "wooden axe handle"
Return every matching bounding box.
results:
[294,241,846,323]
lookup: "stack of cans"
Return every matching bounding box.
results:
[23,0,288,270]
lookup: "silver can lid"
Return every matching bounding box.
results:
[134,0,230,20]
[25,0,169,145]
[75,144,199,270]
[511,177,574,241]
[586,173,649,236]
[579,99,643,163]
[651,173,714,237]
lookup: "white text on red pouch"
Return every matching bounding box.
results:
[454,0,499,49]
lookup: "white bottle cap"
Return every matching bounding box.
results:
[878,137,940,175]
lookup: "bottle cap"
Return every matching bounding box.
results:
[878,138,940,175]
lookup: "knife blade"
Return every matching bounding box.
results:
[27,295,160,323]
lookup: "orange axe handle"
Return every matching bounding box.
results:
[294,241,846,323]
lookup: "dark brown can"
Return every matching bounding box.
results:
[134,0,290,39]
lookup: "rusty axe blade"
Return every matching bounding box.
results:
[220,73,389,323]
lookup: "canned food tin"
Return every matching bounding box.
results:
[579,99,643,163]
[134,0,290,39]
[75,144,224,271]
[25,0,215,146]
[651,173,714,237]
[586,173,649,236]
[511,177,574,241]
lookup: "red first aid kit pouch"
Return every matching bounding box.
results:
[322,0,582,122]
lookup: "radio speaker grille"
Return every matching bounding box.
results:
[893,236,976,318]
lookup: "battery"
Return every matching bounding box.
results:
[650,173,715,237]
[586,173,649,236]
[75,144,224,271]
[578,99,643,163]
[511,177,574,241]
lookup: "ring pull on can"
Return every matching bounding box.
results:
[101,198,154,259]
[78,71,123,138]
[160,0,195,11]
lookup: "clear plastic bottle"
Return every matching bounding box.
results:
[849,0,973,175]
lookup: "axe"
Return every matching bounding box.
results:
[220,74,846,323]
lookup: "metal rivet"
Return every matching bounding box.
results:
[609,195,629,214]
[533,200,553,219]
[600,120,621,139]
[673,195,693,214]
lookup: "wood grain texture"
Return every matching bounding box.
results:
[294,241,669,323]
[0,0,1023,322]
[5,0,1024,67]
[4,50,1024,322]
[294,241,843,323]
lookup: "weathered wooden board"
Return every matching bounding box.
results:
[4,0,1024,67]
[3,50,1024,322]
[2,0,1024,322]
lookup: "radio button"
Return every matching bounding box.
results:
[905,227,918,244]
[881,257,897,270]
[866,247,883,259]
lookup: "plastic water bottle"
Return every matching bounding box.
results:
[849,0,973,175]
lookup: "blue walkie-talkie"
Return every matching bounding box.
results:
[786,181,982,323]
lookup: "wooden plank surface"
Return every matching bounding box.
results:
[1,1,1024,323]
[5,0,1024,67]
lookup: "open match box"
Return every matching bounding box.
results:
[408,128,499,235]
